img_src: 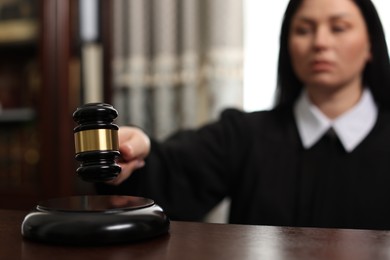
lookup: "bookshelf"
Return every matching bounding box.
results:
[0,0,92,210]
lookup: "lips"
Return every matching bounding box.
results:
[310,60,334,72]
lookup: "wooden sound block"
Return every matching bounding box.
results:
[21,195,170,245]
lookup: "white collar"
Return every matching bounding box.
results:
[293,88,378,152]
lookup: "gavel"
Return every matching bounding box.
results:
[21,102,170,245]
[73,103,121,182]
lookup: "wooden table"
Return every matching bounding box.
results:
[2,209,390,260]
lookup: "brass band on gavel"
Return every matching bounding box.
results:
[74,129,119,154]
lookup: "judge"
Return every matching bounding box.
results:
[97,0,390,230]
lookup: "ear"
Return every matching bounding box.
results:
[367,50,373,62]
[366,44,373,62]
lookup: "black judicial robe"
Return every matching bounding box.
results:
[97,107,390,230]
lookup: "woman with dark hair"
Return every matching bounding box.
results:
[98,0,390,230]
[276,0,390,108]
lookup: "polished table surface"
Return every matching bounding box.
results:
[2,209,390,260]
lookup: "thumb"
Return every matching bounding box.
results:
[118,126,151,162]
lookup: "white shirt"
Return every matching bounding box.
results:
[293,88,378,152]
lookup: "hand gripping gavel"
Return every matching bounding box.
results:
[73,103,121,182]
[21,103,169,245]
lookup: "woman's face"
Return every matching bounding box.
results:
[288,0,371,93]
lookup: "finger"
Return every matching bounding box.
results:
[107,159,145,186]
[118,127,150,161]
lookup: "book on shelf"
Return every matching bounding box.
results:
[0,0,38,44]
[0,19,38,44]
[0,125,39,189]
[0,61,39,110]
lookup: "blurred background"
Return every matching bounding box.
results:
[0,0,389,218]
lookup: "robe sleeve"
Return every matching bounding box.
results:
[96,108,250,221]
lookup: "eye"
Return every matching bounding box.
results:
[332,25,347,33]
[292,25,313,35]
[331,22,350,33]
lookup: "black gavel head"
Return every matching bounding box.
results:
[73,103,121,182]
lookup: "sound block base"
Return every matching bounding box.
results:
[21,195,170,245]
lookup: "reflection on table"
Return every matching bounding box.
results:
[2,209,390,260]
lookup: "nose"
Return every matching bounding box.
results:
[313,26,331,51]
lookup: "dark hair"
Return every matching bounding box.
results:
[274,0,390,109]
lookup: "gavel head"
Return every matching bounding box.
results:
[73,103,121,182]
